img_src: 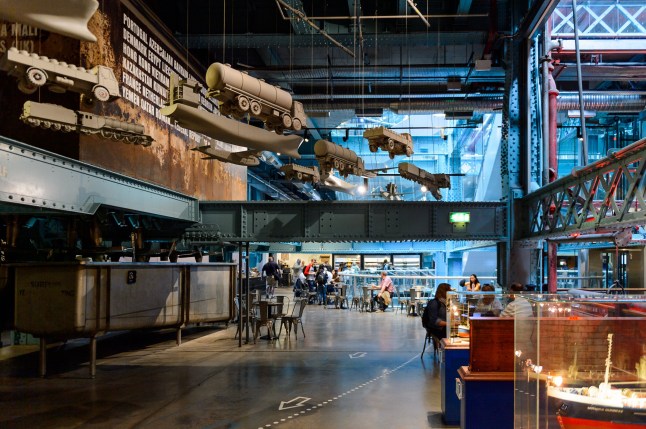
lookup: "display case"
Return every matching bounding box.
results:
[513,293,646,429]
[446,290,516,340]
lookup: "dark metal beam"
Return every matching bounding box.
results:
[177,32,487,49]
[517,0,560,40]
[188,201,507,243]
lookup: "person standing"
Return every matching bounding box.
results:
[375,271,394,311]
[381,259,391,270]
[315,266,327,305]
[292,259,303,288]
[261,256,280,299]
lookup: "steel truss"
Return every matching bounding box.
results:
[521,137,646,240]
[552,2,646,37]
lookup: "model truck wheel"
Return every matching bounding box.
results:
[281,114,293,129]
[17,79,38,94]
[292,118,302,131]
[237,96,250,112]
[369,144,377,153]
[92,85,110,102]
[296,172,303,180]
[250,101,262,115]
[406,147,413,157]
[387,138,395,150]
[26,68,47,86]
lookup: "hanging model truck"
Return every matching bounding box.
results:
[20,101,153,146]
[363,126,414,158]
[205,62,307,134]
[0,47,121,102]
[280,164,321,184]
[398,162,451,200]
[314,139,376,179]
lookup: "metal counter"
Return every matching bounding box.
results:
[11,261,235,377]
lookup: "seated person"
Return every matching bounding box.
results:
[331,268,340,283]
[465,274,481,291]
[375,271,394,311]
[293,272,306,298]
[422,283,451,339]
[474,284,502,316]
[501,283,534,318]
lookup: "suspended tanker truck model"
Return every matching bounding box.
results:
[0,47,120,102]
[20,101,153,146]
[314,139,368,178]
[280,164,321,184]
[398,162,451,200]
[205,62,307,134]
[363,126,414,158]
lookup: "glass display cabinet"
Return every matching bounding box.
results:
[513,293,646,429]
[445,290,517,340]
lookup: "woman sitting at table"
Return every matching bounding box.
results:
[465,274,481,291]
[422,283,452,339]
[375,271,394,311]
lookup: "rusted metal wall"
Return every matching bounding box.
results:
[79,1,246,200]
[0,0,246,201]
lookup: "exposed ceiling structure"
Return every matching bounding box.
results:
[146,0,646,202]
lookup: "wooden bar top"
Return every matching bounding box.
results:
[441,338,470,350]
[458,366,515,381]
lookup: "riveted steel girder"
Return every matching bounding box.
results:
[0,137,200,222]
[188,201,507,243]
[520,137,646,240]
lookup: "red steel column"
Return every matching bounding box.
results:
[547,62,560,293]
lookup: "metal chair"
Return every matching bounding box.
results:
[279,299,307,339]
[234,297,252,340]
[252,301,276,343]
[360,286,371,312]
[325,284,337,309]
[395,288,408,314]
[407,288,419,316]
[335,284,348,309]
[271,295,289,320]
[420,306,440,360]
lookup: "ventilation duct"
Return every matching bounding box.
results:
[301,93,646,114]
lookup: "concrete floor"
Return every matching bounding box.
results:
[0,291,457,429]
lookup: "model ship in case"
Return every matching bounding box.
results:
[548,334,646,428]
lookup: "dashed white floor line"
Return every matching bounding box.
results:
[257,353,420,428]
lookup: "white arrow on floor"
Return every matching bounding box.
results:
[279,396,311,410]
[349,352,366,359]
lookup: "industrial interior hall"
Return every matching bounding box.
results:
[0,0,645,428]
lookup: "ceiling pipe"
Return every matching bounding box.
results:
[274,0,355,58]
[277,14,488,20]
[301,93,646,113]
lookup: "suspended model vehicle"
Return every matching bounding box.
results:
[205,62,307,134]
